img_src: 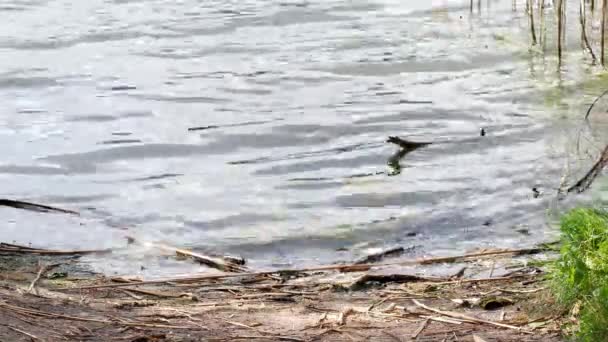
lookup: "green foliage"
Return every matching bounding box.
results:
[552,208,608,341]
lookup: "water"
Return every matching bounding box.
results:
[0,0,593,277]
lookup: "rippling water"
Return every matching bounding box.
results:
[0,0,589,276]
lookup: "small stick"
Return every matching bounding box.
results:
[494,287,546,294]
[488,259,496,278]
[122,288,188,298]
[231,336,305,342]
[423,316,464,325]
[411,299,530,333]
[126,236,246,273]
[0,245,111,256]
[6,326,40,341]
[338,308,354,326]
[412,318,430,338]
[27,263,59,293]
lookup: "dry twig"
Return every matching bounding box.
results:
[411,299,530,333]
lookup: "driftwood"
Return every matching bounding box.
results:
[350,273,447,290]
[187,125,219,131]
[387,136,432,175]
[386,136,432,149]
[126,236,246,273]
[56,247,545,291]
[0,243,111,256]
[354,246,405,264]
[0,199,78,215]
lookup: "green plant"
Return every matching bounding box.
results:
[552,208,608,341]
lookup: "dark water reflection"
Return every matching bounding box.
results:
[0,0,591,276]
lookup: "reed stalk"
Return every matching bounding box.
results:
[558,0,564,63]
[603,0,607,65]
[529,0,538,45]
[581,0,598,62]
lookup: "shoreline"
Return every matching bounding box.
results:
[0,243,564,341]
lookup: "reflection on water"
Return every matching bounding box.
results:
[0,0,600,276]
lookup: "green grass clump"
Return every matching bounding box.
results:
[552,208,608,341]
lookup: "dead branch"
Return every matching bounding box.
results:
[0,243,111,256]
[0,199,78,215]
[354,246,405,264]
[350,273,447,290]
[126,236,246,273]
[585,89,608,120]
[567,144,608,193]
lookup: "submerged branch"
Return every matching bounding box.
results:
[566,144,608,193]
[0,199,78,215]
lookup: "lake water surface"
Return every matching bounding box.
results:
[0,0,597,276]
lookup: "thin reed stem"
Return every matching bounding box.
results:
[558,0,564,64]
[603,0,607,65]
[529,0,538,45]
[581,0,598,62]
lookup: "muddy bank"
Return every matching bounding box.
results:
[0,245,564,342]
